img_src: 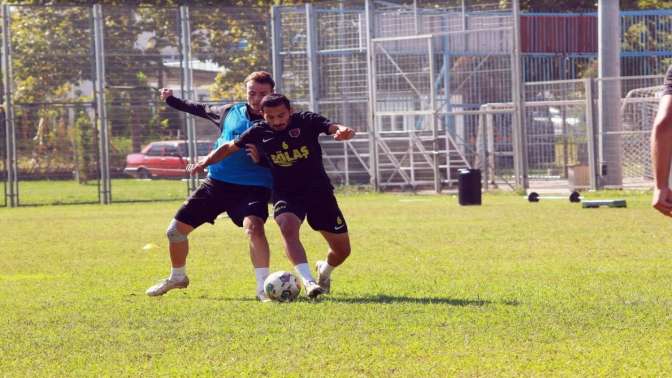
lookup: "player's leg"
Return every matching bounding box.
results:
[305,191,350,294]
[168,219,194,267]
[145,219,195,297]
[146,179,223,296]
[242,215,270,301]
[275,211,307,265]
[273,196,325,298]
[316,231,351,293]
[243,216,270,267]
[167,218,194,277]
[230,186,272,301]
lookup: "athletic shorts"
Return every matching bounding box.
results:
[272,189,348,234]
[175,177,271,228]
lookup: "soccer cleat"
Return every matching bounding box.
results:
[145,276,190,297]
[257,291,272,303]
[315,260,331,294]
[304,280,326,299]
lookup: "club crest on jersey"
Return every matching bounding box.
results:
[289,128,301,138]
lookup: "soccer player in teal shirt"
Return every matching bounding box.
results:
[146,72,275,301]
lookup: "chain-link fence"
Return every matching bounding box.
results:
[521,10,672,82]
[101,5,183,204]
[2,3,275,206]
[7,6,99,205]
[603,75,663,187]
[2,2,671,207]
[523,79,592,188]
[0,94,5,206]
[273,4,372,187]
[273,1,518,191]
[477,75,664,190]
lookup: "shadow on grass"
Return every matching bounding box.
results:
[324,294,520,306]
[188,294,520,306]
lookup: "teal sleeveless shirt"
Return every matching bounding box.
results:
[207,103,272,188]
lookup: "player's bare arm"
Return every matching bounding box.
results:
[328,123,355,141]
[186,141,240,175]
[651,94,672,217]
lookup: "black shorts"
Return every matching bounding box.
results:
[175,177,271,228]
[272,189,348,234]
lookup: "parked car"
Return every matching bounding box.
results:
[124,140,212,179]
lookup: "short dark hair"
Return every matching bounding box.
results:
[260,93,291,110]
[244,71,275,89]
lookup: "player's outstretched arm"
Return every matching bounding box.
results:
[329,124,356,141]
[652,94,672,217]
[159,87,226,126]
[186,142,240,175]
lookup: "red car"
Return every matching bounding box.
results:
[124,140,211,179]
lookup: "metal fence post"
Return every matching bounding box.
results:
[270,6,283,92]
[598,0,622,187]
[584,77,598,190]
[305,4,319,113]
[92,4,111,204]
[511,0,528,189]
[179,5,198,193]
[365,0,379,191]
[479,112,488,190]
[427,37,440,193]
[1,4,17,207]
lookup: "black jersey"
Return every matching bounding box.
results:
[234,111,333,192]
[665,65,672,96]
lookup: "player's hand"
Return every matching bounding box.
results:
[245,144,261,164]
[159,88,173,102]
[652,187,672,217]
[186,160,206,175]
[334,127,355,141]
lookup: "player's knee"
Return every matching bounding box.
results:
[244,218,265,239]
[166,219,188,243]
[276,218,300,238]
[337,244,351,258]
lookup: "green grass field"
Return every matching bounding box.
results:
[2,191,672,376]
[11,179,190,206]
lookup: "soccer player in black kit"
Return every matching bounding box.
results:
[187,94,355,299]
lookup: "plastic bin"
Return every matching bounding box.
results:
[458,169,481,206]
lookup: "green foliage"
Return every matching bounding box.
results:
[109,135,133,173]
[71,105,97,184]
[630,0,672,9]
[9,6,91,103]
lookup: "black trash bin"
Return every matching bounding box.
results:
[458,169,481,206]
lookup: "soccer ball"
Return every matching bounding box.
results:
[264,271,301,302]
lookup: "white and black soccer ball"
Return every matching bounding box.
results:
[264,271,301,302]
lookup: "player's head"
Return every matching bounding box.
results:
[260,93,292,131]
[244,71,275,114]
